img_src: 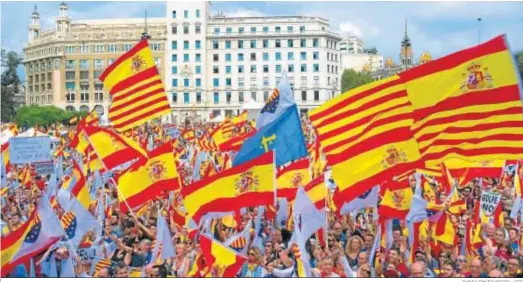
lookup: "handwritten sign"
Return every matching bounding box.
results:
[9,136,51,164]
[35,161,54,175]
[480,191,501,217]
[78,247,97,262]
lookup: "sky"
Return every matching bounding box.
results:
[2,1,523,78]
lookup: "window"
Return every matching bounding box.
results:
[313,64,319,72]
[238,53,244,61]
[184,92,190,104]
[213,78,219,87]
[196,9,200,18]
[250,53,256,61]
[195,25,201,34]
[250,40,256,48]
[184,10,188,18]
[276,65,282,73]
[196,92,201,103]
[313,52,319,60]
[195,66,201,74]
[172,92,177,102]
[225,54,231,62]
[288,52,294,60]
[212,40,219,49]
[108,44,117,52]
[238,66,244,73]
[196,54,201,62]
[300,39,306,48]
[301,64,307,72]
[239,92,244,102]
[66,71,75,80]
[213,66,219,74]
[275,40,281,48]
[314,76,319,85]
[300,52,306,60]
[263,65,269,73]
[65,46,75,54]
[275,52,281,61]
[238,40,244,49]
[225,41,231,49]
[151,43,161,51]
[108,59,115,66]
[226,27,232,34]
[251,92,257,101]
[94,44,104,52]
[172,41,178,50]
[172,79,178,87]
[287,26,293,32]
[263,53,269,61]
[301,76,307,86]
[314,91,319,101]
[80,71,89,80]
[172,54,178,62]
[66,60,75,70]
[262,26,268,33]
[80,45,89,53]
[262,40,269,49]
[184,78,190,87]
[172,66,178,74]
[226,78,231,87]
[214,28,220,34]
[225,66,231,74]
[239,27,244,34]
[251,78,256,86]
[184,54,190,62]
[250,65,256,73]
[172,26,177,34]
[213,54,219,62]
[250,27,256,33]
[94,59,104,69]
[300,26,305,32]
[301,91,307,101]
[80,60,89,69]
[263,78,269,86]
[275,26,281,33]
[214,92,219,104]
[313,38,319,47]
[172,10,177,18]
[288,39,294,48]
[238,78,244,87]
[54,59,60,70]
[94,83,104,102]
[183,25,189,34]
[288,64,294,72]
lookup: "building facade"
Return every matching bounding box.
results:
[23,3,166,121]
[165,1,342,123]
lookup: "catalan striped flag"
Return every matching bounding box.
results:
[117,143,181,213]
[99,40,171,132]
[304,175,327,210]
[400,35,523,167]
[309,75,422,207]
[197,136,219,152]
[1,210,37,274]
[199,234,247,278]
[181,151,275,224]
[82,126,148,170]
[378,179,414,220]
[92,258,112,277]
[276,158,310,201]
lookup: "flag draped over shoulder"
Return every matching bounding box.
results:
[400,35,523,167]
[276,158,310,201]
[181,151,275,224]
[99,39,171,132]
[309,75,422,207]
[118,143,180,213]
[199,234,247,278]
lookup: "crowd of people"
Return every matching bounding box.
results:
[1,115,523,278]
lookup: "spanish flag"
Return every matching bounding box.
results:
[181,151,275,224]
[444,158,504,187]
[77,110,99,129]
[433,212,457,246]
[183,130,195,143]
[70,160,92,211]
[400,35,523,167]
[276,158,310,201]
[100,40,171,132]
[1,210,37,274]
[304,175,327,210]
[82,126,148,170]
[378,179,414,219]
[218,130,256,152]
[199,234,247,278]
[309,75,422,207]
[1,142,10,173]
[117,143,181,213]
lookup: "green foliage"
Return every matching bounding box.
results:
[14,105,87,128]
[516,50,523,80]
[340,69,374,93]
[1,49,23,122]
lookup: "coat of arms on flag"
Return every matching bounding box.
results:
[235,170,259,195]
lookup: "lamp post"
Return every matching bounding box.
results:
[477,17,482,45]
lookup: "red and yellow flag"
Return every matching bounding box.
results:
[400,35,523,167]
[304,174,327,210]
[1,210,37,274]
[78,110,99,129]
[276,158,310,201]
[1,142,10,173]
[82,126,148,170]
[444,158,504,187]
[118,143,181,213]
[70,161,92,211]
[199,234,247,278]
[378,179,414,219]
[181,151,275,224]
[99,40,171,132]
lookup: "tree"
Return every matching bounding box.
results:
[341,69,374,92]
[1,49,23,122]
[14,105,86,128]
[516,50,523,80]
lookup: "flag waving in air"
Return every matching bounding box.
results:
[256,72,296,129]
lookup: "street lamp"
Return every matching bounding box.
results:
[477,17,482,45]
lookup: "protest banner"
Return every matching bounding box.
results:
[480,190,501,217]
[77,247,97,263]
[34,161,54,175]
[9,136,51,164]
